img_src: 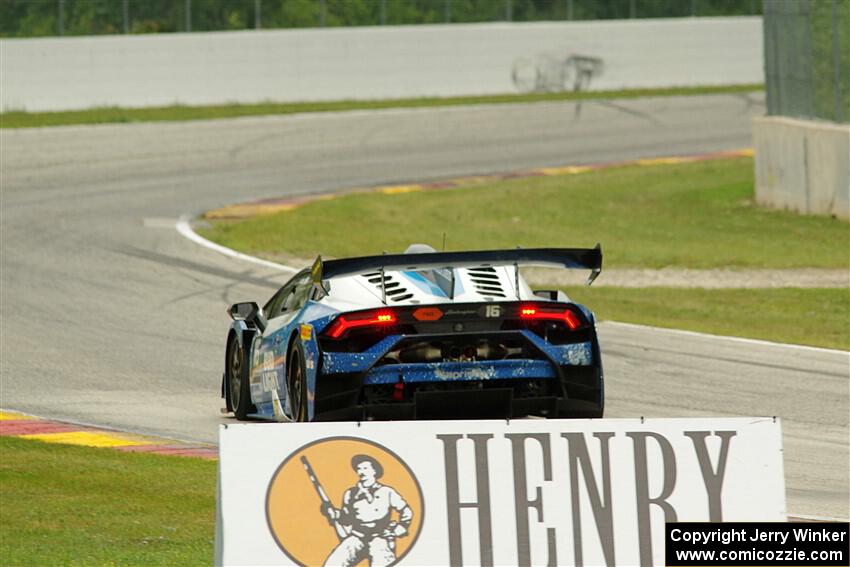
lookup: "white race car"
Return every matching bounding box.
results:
[222,244,604,422]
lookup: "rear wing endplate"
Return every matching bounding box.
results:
[311,245,602,290]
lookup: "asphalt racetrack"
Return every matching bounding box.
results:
[2,94,847,518]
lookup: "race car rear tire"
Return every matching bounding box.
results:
[227,336,254,420]
[287,341,308,422]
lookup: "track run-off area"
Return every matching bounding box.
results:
[1,93,847,519]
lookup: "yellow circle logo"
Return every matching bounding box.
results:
[266,437,424,566]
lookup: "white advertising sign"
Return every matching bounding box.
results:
[215,418,785,567]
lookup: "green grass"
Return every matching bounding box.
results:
[0,84,762,128]
[563,287,849,350]
[200,157,849,269]
[0,437,216,566]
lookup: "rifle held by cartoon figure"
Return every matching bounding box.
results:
[301,455,349,540]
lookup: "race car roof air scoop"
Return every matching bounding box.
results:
[312,245,603,286]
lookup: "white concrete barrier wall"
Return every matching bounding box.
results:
[753,116,850,220]
[0,17,761,112]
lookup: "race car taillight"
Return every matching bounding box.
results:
[324,309,398,339]
[520,304,585,331]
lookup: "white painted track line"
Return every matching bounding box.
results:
[176,215,298,274]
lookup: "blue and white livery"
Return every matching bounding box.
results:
[222,245,604,421]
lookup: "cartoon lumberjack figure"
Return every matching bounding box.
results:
[302,454,414,567]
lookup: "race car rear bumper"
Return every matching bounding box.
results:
[362,359,557,384]
[315,330,604,421]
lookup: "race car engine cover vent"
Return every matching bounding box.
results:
[466,267,506,298]
[362,272,414,302]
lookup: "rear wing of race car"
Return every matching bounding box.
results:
[311,245,603,300]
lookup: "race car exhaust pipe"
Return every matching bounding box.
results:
[474,342,503,360]
[474,342,522,360]
[397,340,525,363]
[398,343,443,363]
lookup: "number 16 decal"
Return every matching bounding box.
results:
[484,304,501,318]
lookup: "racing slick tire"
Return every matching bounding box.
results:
[227,336,255,420]
[287,340,308,422]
